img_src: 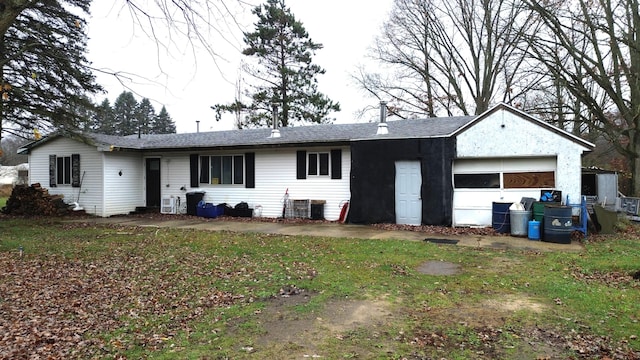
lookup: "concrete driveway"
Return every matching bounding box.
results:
[72,215,584,252]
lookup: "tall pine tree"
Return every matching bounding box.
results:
[112,92,138,136]
[153,106,176,134]
[136,98,156,135]
[212,0,339,128]
[0,1,101,142]
[90,99,116,134]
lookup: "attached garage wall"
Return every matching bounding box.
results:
[349,137,455,225]
[454,108,591,227]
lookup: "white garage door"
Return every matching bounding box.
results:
[452,157,556,227]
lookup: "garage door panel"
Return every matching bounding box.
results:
[452,157,557,227]
[454,158,556,172]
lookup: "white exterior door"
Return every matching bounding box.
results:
[395,161,422,225]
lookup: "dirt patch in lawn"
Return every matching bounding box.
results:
[416,260,462,275]
[424,294,545,329]
[250,293,395,358]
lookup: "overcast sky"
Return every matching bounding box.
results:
[86,1,394,134]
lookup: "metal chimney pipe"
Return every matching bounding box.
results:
[270,103,281,138]
[196,120,200,133]
[272,103,278,129]
[377,101,389,135]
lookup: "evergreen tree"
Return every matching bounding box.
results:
[212,0,339,128]
[112,91,138,136]
[0,1,101,140]
[152,106,177,134]
[136,98,156,135]
[90,99,116,135]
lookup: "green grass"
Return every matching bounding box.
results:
[0,197,6,208]
[1,218,639,359]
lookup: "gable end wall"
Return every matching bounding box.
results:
[456,109,590,204]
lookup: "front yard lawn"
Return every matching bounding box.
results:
[1,217,638,359]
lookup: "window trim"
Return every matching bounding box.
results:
[49,154,80,188]
[454,171,556,189]
[307,152,330,177]
[199,154,245,185]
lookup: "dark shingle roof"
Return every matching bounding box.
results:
[88,116,476,151]
[17,116,476,154]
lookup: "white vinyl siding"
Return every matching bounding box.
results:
[28,138,104,216]
[102,152,144,216]
[181,147,351,221]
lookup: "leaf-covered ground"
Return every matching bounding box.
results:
[1,217,639,359]
[0,224,243,359]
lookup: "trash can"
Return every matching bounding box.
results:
[186,191,205,216]
[310,200,326,220]
[543,205,572,243]
[492,202,513,233]
[510,209,532,236]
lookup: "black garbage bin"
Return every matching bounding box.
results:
[186,191,205,216]
[310,200,326,220]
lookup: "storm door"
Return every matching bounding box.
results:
[145,158,161,208]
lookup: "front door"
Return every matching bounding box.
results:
[395,161,422,225]
[146,158,161,208]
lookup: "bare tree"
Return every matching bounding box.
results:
[0,0,243,155]
[356,0,543,119]
[0,135,27,165]
[525,0,640,195]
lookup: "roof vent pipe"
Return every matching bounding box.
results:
[270,103,281,138]
[377,101,388,135]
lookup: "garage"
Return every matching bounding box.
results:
[452,157,557,227]
[452,105,594,228]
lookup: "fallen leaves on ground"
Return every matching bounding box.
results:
[0,238,244,360]
[411,325,640,359]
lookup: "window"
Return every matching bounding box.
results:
[454,171,555,189]
[454,173,500,188]
[49,154,80,187]
[199,155,244,185]
[57,156,72,185]
[308,152,329,176]
[296,149,342,180]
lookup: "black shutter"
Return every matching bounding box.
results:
[296,150,307,179]
[331,149,342,179]
[245,152,255,188]
[71,154,81,187]
[49,155,57,187]
[189,154,199,187]
[199,156,210,184]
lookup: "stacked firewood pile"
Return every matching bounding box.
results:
[2,183,70,216]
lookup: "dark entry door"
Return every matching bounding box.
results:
[146,158,161,208]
